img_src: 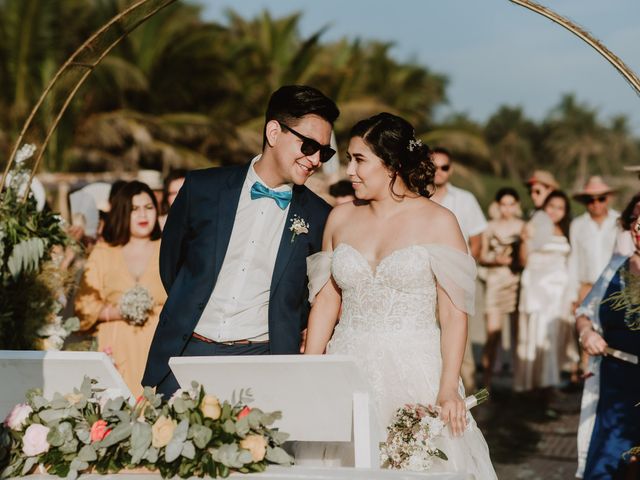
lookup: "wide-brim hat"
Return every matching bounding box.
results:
[572,176,616,201]
[525,170,559,189]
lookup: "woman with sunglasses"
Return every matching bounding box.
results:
[575,193,640,479]
[303,113,496,477]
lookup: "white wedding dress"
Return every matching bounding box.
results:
[303,243,497,478]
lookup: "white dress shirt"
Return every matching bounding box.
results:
[194,156,291,342]
[567,209,619,300]
[436,184,488,243]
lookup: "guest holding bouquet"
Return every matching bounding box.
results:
[75,181,166,396]
[576,193,640,479]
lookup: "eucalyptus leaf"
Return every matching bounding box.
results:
[143,446,158,463]
[21,457,37,476]
[77,444,97,462]
[129,422,152,464]
[70,457,89,472]
[235,417,250,437]
[222,418,236,435]
[189,424,212,449]
[181,440,195,459]
[265,446,294,465]
[95,423,131,448]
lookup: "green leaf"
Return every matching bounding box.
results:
[235,417,249,437]
[265,446,293,465]
[189,424,212,449]
[95,423,131,448]
[129,421,152,464]
[21,457,37,475]
[181,440,195,459]
[77,444,97,462]
[222,419,236,435]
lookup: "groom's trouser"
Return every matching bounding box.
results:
[155,335,270,399]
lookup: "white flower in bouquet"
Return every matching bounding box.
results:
[37,316,80,351]
[119,285,154,326]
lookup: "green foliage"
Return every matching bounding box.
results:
[1,378,293,479]
[0,147,69,349]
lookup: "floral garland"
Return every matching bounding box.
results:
[0,378,292,479]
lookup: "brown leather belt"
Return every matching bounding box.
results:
[191,332,269,346]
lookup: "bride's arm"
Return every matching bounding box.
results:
[304,277,341,354]
[432,209,469,437]
[304,207,344,354]
[437,286,468,437]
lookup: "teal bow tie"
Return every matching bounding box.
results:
[250,181,292,209]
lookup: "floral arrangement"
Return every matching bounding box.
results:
[0,378,292,479]
[119,285,154,326]
[1,143,71,349]
[380,389,489,472]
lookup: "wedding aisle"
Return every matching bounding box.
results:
[476,384,580,479]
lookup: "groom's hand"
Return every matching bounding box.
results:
[299,328,308,353]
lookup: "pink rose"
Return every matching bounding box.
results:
[4,403,32,431]
[90,420,111,443]
[237,406,251,419]
[22,424,50,457]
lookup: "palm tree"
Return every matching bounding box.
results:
[543,94,607,188]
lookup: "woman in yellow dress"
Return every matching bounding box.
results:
[75,181,166,397]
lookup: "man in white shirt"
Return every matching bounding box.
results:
[430,147,488,391]
[569,176,619,306]
[430,148,487,260]
[144,86,339,397]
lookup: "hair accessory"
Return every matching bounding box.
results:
[408,138,422,152]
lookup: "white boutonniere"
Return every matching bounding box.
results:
[289,215,309,243]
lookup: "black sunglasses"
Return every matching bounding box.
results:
[587,195,608,204]
[437,164,451,172]
[280,123,336,163]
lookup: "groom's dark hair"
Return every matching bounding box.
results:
[263,85,339,148]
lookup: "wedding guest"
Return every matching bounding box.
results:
[479,187,524,388]
[515,190,572,392]
[75,181,166,396]
[567,176,619,382]
[328,180,355,206]
[525,169,559,217]
[430,147,487,392]
[159,169,188,230]
[575,193,640,479]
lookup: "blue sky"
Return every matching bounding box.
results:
[198,0,640,133]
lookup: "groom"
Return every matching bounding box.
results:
[142,85,339,397]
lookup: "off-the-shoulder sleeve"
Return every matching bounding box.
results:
[306,251,333,304]
[424,244,477,315]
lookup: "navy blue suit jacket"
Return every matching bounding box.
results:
[142,163,331,387]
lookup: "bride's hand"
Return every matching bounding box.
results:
[436,388,467,437]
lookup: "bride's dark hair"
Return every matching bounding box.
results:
[350,112,435,198]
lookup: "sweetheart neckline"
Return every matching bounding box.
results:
[335,243,428,278]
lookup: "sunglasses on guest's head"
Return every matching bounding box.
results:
[587,195,608,204]
[436,164,451,172]
[279,123,336,163]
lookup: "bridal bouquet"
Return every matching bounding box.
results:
[0,378,292,479]
[380,389,489,472]
[119,285,154,326]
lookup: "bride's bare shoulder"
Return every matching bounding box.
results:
[416,199,467,251]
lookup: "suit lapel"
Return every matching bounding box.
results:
[213,164,250,280]
[270,186,307,294]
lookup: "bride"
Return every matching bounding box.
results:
[303,113,496,478]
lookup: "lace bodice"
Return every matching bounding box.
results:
[332,243,440,333]
[308,242,477,334]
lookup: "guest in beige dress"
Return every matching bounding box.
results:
[515,190,572,392]
[75,181,166,397]
[479,187,524,388]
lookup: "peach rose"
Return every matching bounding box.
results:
[4,403,32,431]
[240,434,267,462]
[199,395,221,420]
[151,416,177,448]
[237,406,251,419]
[90,420,111,443]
